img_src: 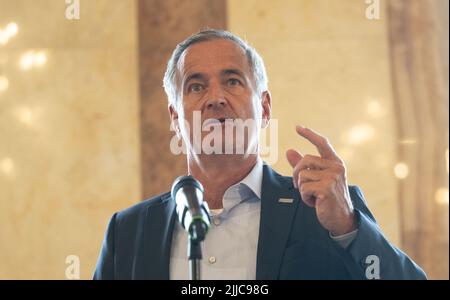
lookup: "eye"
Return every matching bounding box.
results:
[189,83,204,93]
[227,78,241,87]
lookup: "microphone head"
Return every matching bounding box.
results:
[171,175,210,242]
[171,175,204,200]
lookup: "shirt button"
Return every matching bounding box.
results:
[208,256,216,264]
[213,218,221,226]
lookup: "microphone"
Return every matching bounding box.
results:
[171,175,211,242]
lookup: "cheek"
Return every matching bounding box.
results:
[233,92,259,116]
[246,96,262,118]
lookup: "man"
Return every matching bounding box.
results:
[94,29,426,280]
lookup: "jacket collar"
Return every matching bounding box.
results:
[256,164,300,279]
[134,193,176,279]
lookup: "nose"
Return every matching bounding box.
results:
[205,82,226,110]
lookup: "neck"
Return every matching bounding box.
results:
[188,154,258,209]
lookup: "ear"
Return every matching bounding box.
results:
[260,91,272,128]
[168,104,181,138]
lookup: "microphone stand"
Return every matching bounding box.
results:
[187,219,207,280]
[188,239,202,280]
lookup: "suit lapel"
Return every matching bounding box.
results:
[133,193,176,279]
[256,165,300,279]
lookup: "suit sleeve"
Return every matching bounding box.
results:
[93,213,117,280]
[339,186,427,280]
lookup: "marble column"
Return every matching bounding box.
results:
[387,0,449,279]
[137,0,227,198]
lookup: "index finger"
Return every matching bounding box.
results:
[295,125,339,160]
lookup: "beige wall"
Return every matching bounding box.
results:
[0,0,141,279]
[228,0,400,245]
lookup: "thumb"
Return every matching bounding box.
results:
[286,149,303,168]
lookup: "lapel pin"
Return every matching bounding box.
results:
[278,198,294,204]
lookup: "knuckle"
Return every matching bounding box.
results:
[321,136,330,146]
[334,173,341,182]
[335,163,345,173]
[336,157,345,164]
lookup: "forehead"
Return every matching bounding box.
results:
[177,39,251,78]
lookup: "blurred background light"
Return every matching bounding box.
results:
[346,124,375,145]
[0,76,9,92]
[16,106,37,126]
[34,52,47,66]
[20,52,34,70]
[399,139,417,145]
[0,22,18,45]
[6,22,18,37]
[20,51,47,70]
[366,99,385,118]
[0,157,15,176]
[0,32,8,45]
[394,162,409,179]
[435,187,449,206]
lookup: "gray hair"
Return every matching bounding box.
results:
[163,29,268,108]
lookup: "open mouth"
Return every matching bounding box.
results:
[202,117,233,130]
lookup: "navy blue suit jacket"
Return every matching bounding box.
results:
[94,165,426,280]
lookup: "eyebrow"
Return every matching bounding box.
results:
[221,69,245,79]
[184,69,246,83]
[184,73,207,86]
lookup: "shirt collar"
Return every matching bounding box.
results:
[214,157,263,215]
[239,157,263,199]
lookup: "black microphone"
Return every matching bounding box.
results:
[171,175,210,243]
